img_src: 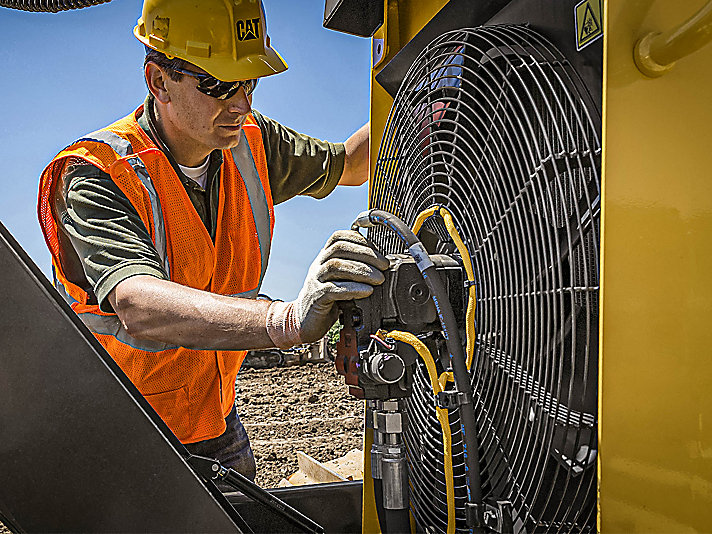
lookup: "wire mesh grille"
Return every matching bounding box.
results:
[370,25,600,534]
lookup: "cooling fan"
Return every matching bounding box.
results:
[369,25,601,534]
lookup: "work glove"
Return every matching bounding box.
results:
[266,230,389,348]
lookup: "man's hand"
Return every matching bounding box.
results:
[266,230,389,347]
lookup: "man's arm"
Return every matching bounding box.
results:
[109,230,388,351]
[108,276,274,350]
[339,123,370,186]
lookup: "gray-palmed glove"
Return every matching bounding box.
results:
[266,230,389,348]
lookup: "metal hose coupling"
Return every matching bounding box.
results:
[371,400,409,511]
[352,208,483,507]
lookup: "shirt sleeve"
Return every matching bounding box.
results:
[251,110,346,205]
[62,162,168,312]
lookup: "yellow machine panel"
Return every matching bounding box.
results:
[365,0,712,532]
[600,1,712,531]
[369,0,450,203]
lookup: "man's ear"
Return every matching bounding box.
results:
[145,62,171,104]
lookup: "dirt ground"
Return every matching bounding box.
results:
[238,361,365,487]
[0,362,363,532]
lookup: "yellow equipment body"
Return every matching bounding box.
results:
[600,1,712,531]
[365,0,712,532]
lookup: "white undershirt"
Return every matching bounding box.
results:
[178,157,210,190]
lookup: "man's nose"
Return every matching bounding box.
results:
[227,87,252,114]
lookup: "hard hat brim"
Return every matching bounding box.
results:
[134,25,288,82]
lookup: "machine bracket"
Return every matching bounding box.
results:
[187,455,325,534]
[435,390,473,410]
[465,500,514,533]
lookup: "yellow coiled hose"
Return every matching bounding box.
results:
[411,206,477,369]
[384,206,475,534]
[384,331,456,534]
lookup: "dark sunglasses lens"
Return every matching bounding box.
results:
[243,78,259,96]
[216,79,258,99]
[195,77,230,98]
[195,75,258,99]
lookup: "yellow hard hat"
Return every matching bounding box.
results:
[134,0,288,82]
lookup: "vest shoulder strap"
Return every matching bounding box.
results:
[76,128,133,158]
[230,128,271,298]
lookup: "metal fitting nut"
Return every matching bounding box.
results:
[375,411,403,433]
[381,400,400,411]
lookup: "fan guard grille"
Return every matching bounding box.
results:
[370,25,600,534]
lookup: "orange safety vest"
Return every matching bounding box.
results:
[38,106,274,443]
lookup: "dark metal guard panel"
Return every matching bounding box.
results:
[323,0,383,37]
[229,481,363,534]
[375,0,603,112]
[0,221,241,533]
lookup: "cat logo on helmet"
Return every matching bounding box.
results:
[237,18,261,41]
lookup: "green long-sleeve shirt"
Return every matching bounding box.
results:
[60,97,345,311]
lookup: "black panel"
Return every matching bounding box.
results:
[375,0,603,116]
[229,481,363,534]
[486,0,603,116]
[324,0,383,37]
[374,0,513,97]
[0,221,241,533]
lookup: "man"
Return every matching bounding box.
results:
[37,0,387,481]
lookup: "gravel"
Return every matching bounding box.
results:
[237,361,364,487]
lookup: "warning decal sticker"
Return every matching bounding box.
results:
[575,0,603,51]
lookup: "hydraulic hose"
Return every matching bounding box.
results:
[0,0,109,12]
[373,477,388,533]
[352,209,482,507]
[412,205,477,369]
[384,509,411,534]
[386,330,456,534]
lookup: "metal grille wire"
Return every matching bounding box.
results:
[370,25,600,534]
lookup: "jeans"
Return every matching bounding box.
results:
[184,405,257,485]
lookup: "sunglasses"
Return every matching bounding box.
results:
[172,66,259,100]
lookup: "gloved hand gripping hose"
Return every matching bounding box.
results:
[352,209,483,509]
[266,229,389,348]
[0,0,109,12]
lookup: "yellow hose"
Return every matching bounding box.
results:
[438,371,454,392]
[374,206,472,533]
[386,330,456,534]
[411,206,477,369]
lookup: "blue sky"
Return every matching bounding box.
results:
[0,1,371,301]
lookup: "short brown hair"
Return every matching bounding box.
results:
[144,47,186,82]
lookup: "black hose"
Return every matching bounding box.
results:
[0,0,110,12]
[353,209,483,508]
[384,509,411,534]
[373,478,388,533]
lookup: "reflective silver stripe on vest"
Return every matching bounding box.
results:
[78,311,177,352]
[77,131,170,276]
[128,158,170,276]
[78,129,132,157]
[54,279,176,353]
[226,288,260,299]
[57,129,172,351]
[231,129,271,295]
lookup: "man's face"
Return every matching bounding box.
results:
[160,65,254,154]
